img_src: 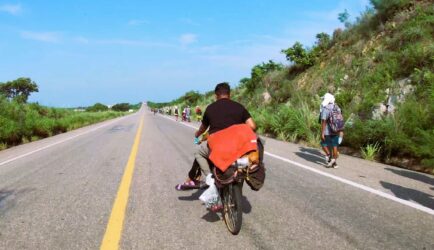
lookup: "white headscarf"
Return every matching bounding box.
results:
[321,93,335,107]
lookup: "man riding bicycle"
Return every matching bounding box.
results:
[176,82,256,190]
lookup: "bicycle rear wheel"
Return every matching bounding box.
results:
[222,183,243,235]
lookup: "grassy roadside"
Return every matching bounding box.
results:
[0,98,128,151]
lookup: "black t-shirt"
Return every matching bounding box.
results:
[202,98,251,134]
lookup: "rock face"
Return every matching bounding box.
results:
[263,91,272,104]
[372,78,414,119]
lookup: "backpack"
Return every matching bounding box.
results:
[245,137,265,191]
[326,104,345,133]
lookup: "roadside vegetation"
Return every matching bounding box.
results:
[149,0,434,173]
[0,78,140,150]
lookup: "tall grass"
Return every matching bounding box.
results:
[0,98,125,150]
[251,102,320,146]
[361,142,382,161]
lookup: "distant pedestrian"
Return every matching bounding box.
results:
[195,106,202,122]
[320,93,344,168]
[182,108,187,121]
[174,106,179,121]
[186,106,191,122]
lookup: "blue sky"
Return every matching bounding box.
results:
[0,0,369,107]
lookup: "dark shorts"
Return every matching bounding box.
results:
[321,135,339,147]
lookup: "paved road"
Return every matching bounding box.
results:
[0,106,433,249]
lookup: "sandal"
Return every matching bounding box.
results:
[175,180,200,191]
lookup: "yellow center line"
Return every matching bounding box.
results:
[100,116,144,250]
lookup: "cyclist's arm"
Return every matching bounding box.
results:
[195,123,207,138]
[246,118,256,131]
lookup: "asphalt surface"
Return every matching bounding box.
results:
[0,106,433,250]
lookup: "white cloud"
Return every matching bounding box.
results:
[20,31,61,43]
[179,33,198,46]
[128,19,150,26]
[0,4,22,15]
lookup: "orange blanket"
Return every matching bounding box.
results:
[207,124,257,172]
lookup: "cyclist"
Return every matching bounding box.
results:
[176,82,256,190]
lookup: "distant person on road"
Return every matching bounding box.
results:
[175,82,256,190]
[195,106,202,122]
[182,108,187,122]
[174,106,179,121]
[186,106,191,122]
[320,93,343,168]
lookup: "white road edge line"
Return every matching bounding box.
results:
[157,113,434,216]
[0,114,137,167]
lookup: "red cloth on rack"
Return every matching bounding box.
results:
[207,124,257,172]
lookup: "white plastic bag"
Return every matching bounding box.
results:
[199,174,220,208]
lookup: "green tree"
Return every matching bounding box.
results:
[315,32,331,51]
[129,103,142,110]
[244,61,284,93]
[181,91,201,106]
[338,9,350,27]
[281,42,315,68]
[111,103,130,112]
[239,77,250,87]
[86,103,108,112]
[0,78,39,103]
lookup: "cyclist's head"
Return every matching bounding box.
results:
[214,82,230,99]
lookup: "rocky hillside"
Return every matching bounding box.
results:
[149,0,434,173]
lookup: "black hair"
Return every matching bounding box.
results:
[214,82,230,96]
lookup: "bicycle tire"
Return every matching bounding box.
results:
[222,182,243,235]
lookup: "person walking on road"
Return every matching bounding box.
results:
[195,106,202,122]
[320,93,341,168]
[174,106,179,121]
[186,106,191,122]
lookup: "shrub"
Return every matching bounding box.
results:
[281,42,315,68]
[269,102,319,144]
[0,116,20,145]
[23,109,53,139]
[86,103,109,112]
[111,103,130,112]
[345,117,389,150]
[370,0,412,23]
[353,7,377,38]
[251,107,275,135]
[361,142,382,161]
[391,97,434,161]
[398,43,433,77]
